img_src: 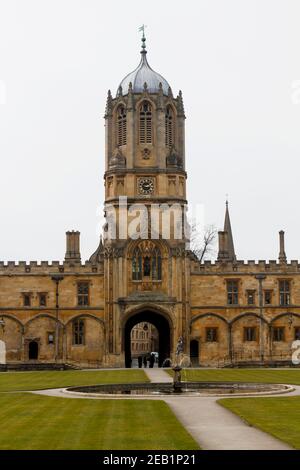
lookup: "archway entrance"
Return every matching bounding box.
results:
[190,339,199,366]
[124,310,171,368]
[28,341,38,360]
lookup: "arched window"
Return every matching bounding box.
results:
[132,246,142,281]
[73,319,85,345]
[139,102,152,144]
[132,242,162,281]
[165,106,174,148]
[151,247,162,280]
[117,105,127,146]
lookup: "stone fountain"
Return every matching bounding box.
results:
[172,336,184,392]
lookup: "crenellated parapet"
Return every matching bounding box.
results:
[191,258,300,275]
[0,260,104,275]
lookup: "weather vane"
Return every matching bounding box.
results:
[138,24,147,39]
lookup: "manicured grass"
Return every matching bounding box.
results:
[219,396,300,449]
[0,393,199,450]
[167,368,300,385]
[0,370,148,392]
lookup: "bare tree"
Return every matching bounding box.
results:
[189,223,217,263]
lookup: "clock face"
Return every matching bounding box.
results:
[138,178,154,195]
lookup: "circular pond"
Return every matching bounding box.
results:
[66,382,293,397]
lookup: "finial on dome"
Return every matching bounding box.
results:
[138,24,147,54]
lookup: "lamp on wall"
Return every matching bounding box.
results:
[143,323,148,332]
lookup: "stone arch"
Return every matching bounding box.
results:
[126,239,170,259]
[270,312,300,359]
[0,314,23,361]
[190,313,229,366]
[122,303,174,330]
[270,312,300,324]
[25,313,63,328]
[24,314,60,362]
[191,312,229,326]
[165,102,177,149]
[0,313,24,329]
[135,95,157,113]
[230,312,270,326]
[122,304,174,368]
[65,313,105,328]
[230,312,269,362]
[65,313,105,365]
[113,100,127,148]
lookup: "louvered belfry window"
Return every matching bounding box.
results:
[165,105,174,147]
[117,105,127,146]
[139,102,152,144]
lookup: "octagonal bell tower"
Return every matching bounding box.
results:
[102,33,190,366]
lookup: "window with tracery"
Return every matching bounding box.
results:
[73,319,85,345]
[117,105,127,146]
[132,242,162,281]
[139,102,152,144]
[165,105,174,147]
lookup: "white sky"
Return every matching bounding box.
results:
[0,0,300,262]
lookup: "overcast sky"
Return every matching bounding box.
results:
[0,0,299,262]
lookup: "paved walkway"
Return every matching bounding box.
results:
[31,369,300,450]
[144,368,173,383]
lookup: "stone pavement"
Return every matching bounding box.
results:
[144,368,173,383]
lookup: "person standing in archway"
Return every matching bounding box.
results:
[143,355,147,368]
[149,353,155,368]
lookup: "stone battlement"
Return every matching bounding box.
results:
[191,259,300,274]
[0,260,103,274]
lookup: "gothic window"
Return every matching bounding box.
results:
[39,293,47,307]
[246,290,256,305]
[273,327,285,342]
[48,332,55,345]
[132,247,142,281]
[73,319,85,345]
[244,327,256,342]
[117,105,127,146]
[165,105,174,147]
[77,282,89,306]
[264,290,272,305]
[144,256,151,276]
[23,293,32,307]
[206,327,218,342]
[139,102,152,144]
[227,280,239,305]
[279,280,290,306]
[132,243,162,281]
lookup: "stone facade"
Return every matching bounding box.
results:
[0,39,299,368]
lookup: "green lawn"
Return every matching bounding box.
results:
[219,396,300,449]
[167,368,300,385]
[0,370,148,392]
[0,393,199,450]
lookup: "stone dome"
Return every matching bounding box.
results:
[117,38,171,96]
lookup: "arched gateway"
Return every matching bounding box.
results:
[124,310,171,368]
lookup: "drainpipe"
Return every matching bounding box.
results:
[51,275,64,363]
[255,274,266,363]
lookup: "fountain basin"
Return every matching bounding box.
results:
[66,382,294,397]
